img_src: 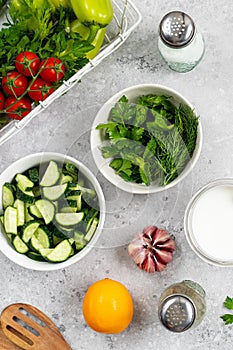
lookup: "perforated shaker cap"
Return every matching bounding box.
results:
[159,295,195,332]
[159,11,196,48]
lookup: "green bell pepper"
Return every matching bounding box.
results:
[70,0,113,42]
[71,19,106,59]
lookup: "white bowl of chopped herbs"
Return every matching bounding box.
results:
[0,152,105,271]
[91,84,202,194]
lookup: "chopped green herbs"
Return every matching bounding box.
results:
[96,94,199,186]
[221,296,233,325]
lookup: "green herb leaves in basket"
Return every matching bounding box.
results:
[96,94,199,187]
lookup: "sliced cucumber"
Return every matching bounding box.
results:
[35,199,55,224]
[1,160,100,264]
[2,183,15,209]
[74,231,87,250]
[16,186,34,204]
[42,183,67,201]
[13,199,25,226]
[64,162,78,179]
[39,248,54,258]
[85,209,99,231]
[85,217,99,241]
[22,221,40,243]
[44,239,73,262]
[60,174,73,184]
[12,235,29,254]
[28,167,39,184]
[40,160,60,187]
[55,212,84,226]
[15,173,34,192]
[4,206,17,234]
[27,251,45,261]
[29,204,43,219]
[25,206,35,222]
[69,183,96,197]
[30,227,51,251]
[32,186,41,198]
[60,206,77,213]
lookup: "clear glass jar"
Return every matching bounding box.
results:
[158,11,205,73]
[158,280,206,332]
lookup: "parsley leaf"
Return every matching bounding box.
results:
[221,314,233,325]
[221,296,233,325]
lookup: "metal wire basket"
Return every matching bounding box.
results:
[0,0,141,146]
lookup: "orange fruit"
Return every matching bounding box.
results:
[82,278,134,334]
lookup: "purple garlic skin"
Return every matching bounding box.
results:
[128,226,175,273]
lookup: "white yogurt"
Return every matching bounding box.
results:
[185,181,233,265]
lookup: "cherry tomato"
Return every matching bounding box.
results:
[2,71,28,97]
[5,96,32,120]
[40,57,65,82]
[28,78,55,102]
[15,51,41,77]
[0,91,5,111]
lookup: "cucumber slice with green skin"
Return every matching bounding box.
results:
[85,217,99,241]
[60,174,73,184]
[22,221,40,243]
[74,231,87,250]
[25,207,34,222]
[64,163,78,179]
[30,227,51,251]
[12,235,29,254]
[32,186,41,198]
[42,183,68,201]
[4,206,17,234]
[0,215,4,224]
[28,167,39,184]
[66,194,82,211]
[13,199,25,226]
[29,204,43,219]
[69,183,96,197]
[60,206,77,213]
[35,199,55,224]
[27,251,45,261]
[2,183,15,209]
[85,209,99,231]
[40,160,60,187]
[15,173,34,192]
[43,239,73,262]
[16,186,35,204]
[39,248,53,258]
[55,212,84,226]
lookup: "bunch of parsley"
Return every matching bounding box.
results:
[0,0,93,79]
[96,94,199,187]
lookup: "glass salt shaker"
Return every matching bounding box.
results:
[158,11,205,72]
[158,280,206,332]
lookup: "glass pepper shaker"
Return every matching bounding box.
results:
[158,280,206,332]
[158,11,205,73]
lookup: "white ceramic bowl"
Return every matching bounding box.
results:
[184,179,233,266]
[0,152,105,271]
[91,84,203,194]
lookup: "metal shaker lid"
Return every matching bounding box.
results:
[159,295,195,332]
[159,11,196,48]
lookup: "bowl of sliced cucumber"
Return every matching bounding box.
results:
[0,152,106,271]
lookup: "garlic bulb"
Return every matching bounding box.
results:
[128,226,175,273]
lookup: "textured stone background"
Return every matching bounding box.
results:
[1,1,233,349]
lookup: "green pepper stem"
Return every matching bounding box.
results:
[87,24,101,43]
